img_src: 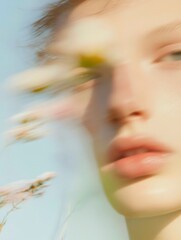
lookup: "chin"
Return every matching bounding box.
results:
[100,172,181,218]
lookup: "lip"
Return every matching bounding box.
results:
[108,135,173,163]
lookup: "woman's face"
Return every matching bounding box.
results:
[66,0,181,218]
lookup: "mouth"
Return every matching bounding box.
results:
[107,135,173,179]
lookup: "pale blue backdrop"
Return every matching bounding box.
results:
[0,1,128,240]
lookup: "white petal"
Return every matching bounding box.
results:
[9,64,71,93]
[36,172,56,182]
[49,17,117,59]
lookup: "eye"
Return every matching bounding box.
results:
[160,51,181,62]
[154,44,181,65]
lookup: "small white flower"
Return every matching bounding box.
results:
[9,64,71,93]
[0,172,56,207]
[36,172,57,182]
[49,16,120,67]
[5,124,48,144]
[11,110,43,124]
[24,128,48,141]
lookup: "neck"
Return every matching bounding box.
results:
[125,209,181,240]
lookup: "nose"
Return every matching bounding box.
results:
[107,64,150,124]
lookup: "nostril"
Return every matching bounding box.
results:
[131,111,142,117]
[107,111,142,124]
[131,110,149,119]
[107,106,149,124]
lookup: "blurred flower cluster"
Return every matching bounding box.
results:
[0,172,56,232]
[3,16,119,236]
[7,16,119,145]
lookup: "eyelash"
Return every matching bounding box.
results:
[154,44,181,64]
[157,50,181,63]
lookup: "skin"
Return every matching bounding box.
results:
[48,0,181,239]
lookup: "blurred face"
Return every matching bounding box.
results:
[67,0,181,218]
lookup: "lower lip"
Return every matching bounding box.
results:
[114,152,169,180]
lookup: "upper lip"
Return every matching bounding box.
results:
[108,135,173,163]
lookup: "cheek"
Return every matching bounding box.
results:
[151,67,181,95]
[81,90,104,133]
[81,95,112,163]
[82,81,112,133]
[152,70,181,132]
[142,68,181,131]
[82,98,103,136]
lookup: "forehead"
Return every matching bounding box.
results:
[66,0,181,43]
[46,0,181,58]
[68,0,181,24]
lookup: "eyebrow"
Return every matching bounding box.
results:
[43,20,181,60]
[148,20,181,37]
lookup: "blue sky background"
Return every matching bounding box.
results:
[0,1,128,240]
